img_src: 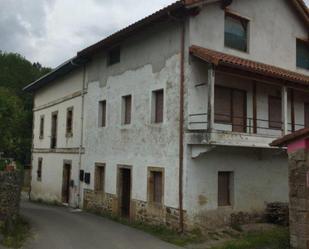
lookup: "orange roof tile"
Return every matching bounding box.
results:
[270,128,309,147]
[189,45,309,86]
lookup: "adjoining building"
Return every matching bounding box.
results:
[24,0,309,231]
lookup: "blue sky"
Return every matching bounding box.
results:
[0,0,307,68]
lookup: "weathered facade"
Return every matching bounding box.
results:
[24,0,309,231]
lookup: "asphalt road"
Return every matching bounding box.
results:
[20,201,182,249]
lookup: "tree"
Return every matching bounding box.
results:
[0,51,51,164]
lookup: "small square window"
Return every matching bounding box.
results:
[122,95,132,125]
[37,158,43,181]
[225,13,249,52]
[66,107,73,137]
[152,89,164,123]
[99,100,107,127]
[107,46,120,66]
[39,115,44,139]
[296,39,309,70]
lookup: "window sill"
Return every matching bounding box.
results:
[224,45,249,55]
[39,136,44,140]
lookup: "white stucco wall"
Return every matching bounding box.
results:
[184,146,288,217]
[31,153,80,206]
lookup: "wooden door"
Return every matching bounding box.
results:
[305,103,309,128]
[62,164,71,203]
[120,168,131,217]
[232,90,247,132]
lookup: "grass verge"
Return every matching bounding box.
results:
[0,216,31,249]
[211,227,290,249]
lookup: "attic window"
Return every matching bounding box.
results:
[225,12,249,52]
[296,39,309,70]
[107,46,121,66]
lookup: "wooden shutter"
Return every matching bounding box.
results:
[232,90,246,132]
[305,103,309,128]
[153,172,163,204]
[95,165,105,192]
[269,96,282,129]
[155,90,164,123]
[215,86,232,123]
[218,172,231,206]
[124,96,131,125]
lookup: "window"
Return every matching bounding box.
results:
[39,115,44,139]
[296,39,309,69]
[269,96,282,130]
[305,103,309,128]
[107,46,120,66]
[66,107,73,137]
[218,172,232,207]
[148,168,164,205]
[99,100,107,127]
[122,95,132,125]
[215,86,247,132]
[152,89,164,123]
[225,12,248,52]
[215,86,232,124]
[94,164,105,192]
[37,158,43,181]
[51,112,58,149]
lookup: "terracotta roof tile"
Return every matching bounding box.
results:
[189,45,309,85]
[270,128,309,147]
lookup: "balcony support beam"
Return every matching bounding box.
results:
[207,65,215,132]
[282,86,288,135]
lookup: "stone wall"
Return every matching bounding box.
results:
[83,189,185,231]
[289,149,309,249]
[0,171,22,221]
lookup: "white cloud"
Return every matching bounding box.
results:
[0,0,308,68]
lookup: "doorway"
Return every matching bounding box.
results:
[118,167,132,218]
[62,163,71,204]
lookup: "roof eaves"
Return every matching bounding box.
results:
[23,57,84,92]
[270,128,309,147]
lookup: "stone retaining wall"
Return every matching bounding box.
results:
[83,189,185,230]
[0,171,22,221]
[288,149,309,249]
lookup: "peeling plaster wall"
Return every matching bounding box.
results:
[189,0,309,75]
[81,22,182,209]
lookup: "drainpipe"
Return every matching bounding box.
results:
[178,18,185,234]
[74,62,86,208]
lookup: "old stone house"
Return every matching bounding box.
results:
[24,0,309,231]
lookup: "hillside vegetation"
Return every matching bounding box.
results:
[0,51,51,164]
